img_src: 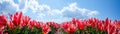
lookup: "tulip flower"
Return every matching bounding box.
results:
[61,22,77,34]
[0,12,119,34]
[105,18,111,28]
[114,20,120,29]
[10,12,22,26]
[29,20,36,29]
[46,22,59,28]
[0,13,7,34]
[34,22,42,28]
[97,20,104,31]
[0,14,7,25]
[72,18,78,25]
[22,16,31,26]
[7,22,14,30]
[42,24,51,34]
[0,13,7,26]
[71,18,85,30]
[77,21,85,30]
[86,18,94,27]
[109,24,116,34]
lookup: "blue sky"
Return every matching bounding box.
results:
[0,0,120,23]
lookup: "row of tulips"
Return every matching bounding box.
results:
[0,12,120,34]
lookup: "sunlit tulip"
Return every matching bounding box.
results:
[0,13,7,26]
[29,20,36,29]
[22,16,30,26]
[46,22,59,28]
[72,18,78,25]
[42,24,51,34]
[97,20,104,31]
[0,12,119,34]
[0,13,7,34]
[10,12,22,26]
[61,22,77,34]
[104,18,111,32]
[77,21,85,30]
[8,22,14,30]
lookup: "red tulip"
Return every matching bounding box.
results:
[87,18,98,27]
[29,20,36,29]
[114,20,120,29]
[0,13,7,33]
[34,22,42,28]
[22,16,31,26]
[1,11,120,34]
[97,20,104,31]
[42,24,51,34]
[10,12,23,26]
[46,22,59,28]
[77,20,85,30]
[104,18,109,30]
[72,18,78,25]
[87,18,94,26]
[113,20,120,34]
[61,22,69,30]
[61,22,77,34]
[8,22,14,30]
[71,18,85,30]
[107,24,116,34]
[92,18,99,27]
[0,13,7,26]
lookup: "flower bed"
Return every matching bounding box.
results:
[0,12,120,34]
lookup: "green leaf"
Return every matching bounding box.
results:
[48,26,58,34]
[13,26,21,34]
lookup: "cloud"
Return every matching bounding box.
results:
[0,0,19,14]
[0,0,98,23]
[61,2,98,19]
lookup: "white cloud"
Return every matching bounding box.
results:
[0,0,19,14]
[87,10,98,17]
[60,2,98,19]
[0,0,98,23]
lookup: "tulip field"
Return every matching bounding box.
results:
[0,12,120,34]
